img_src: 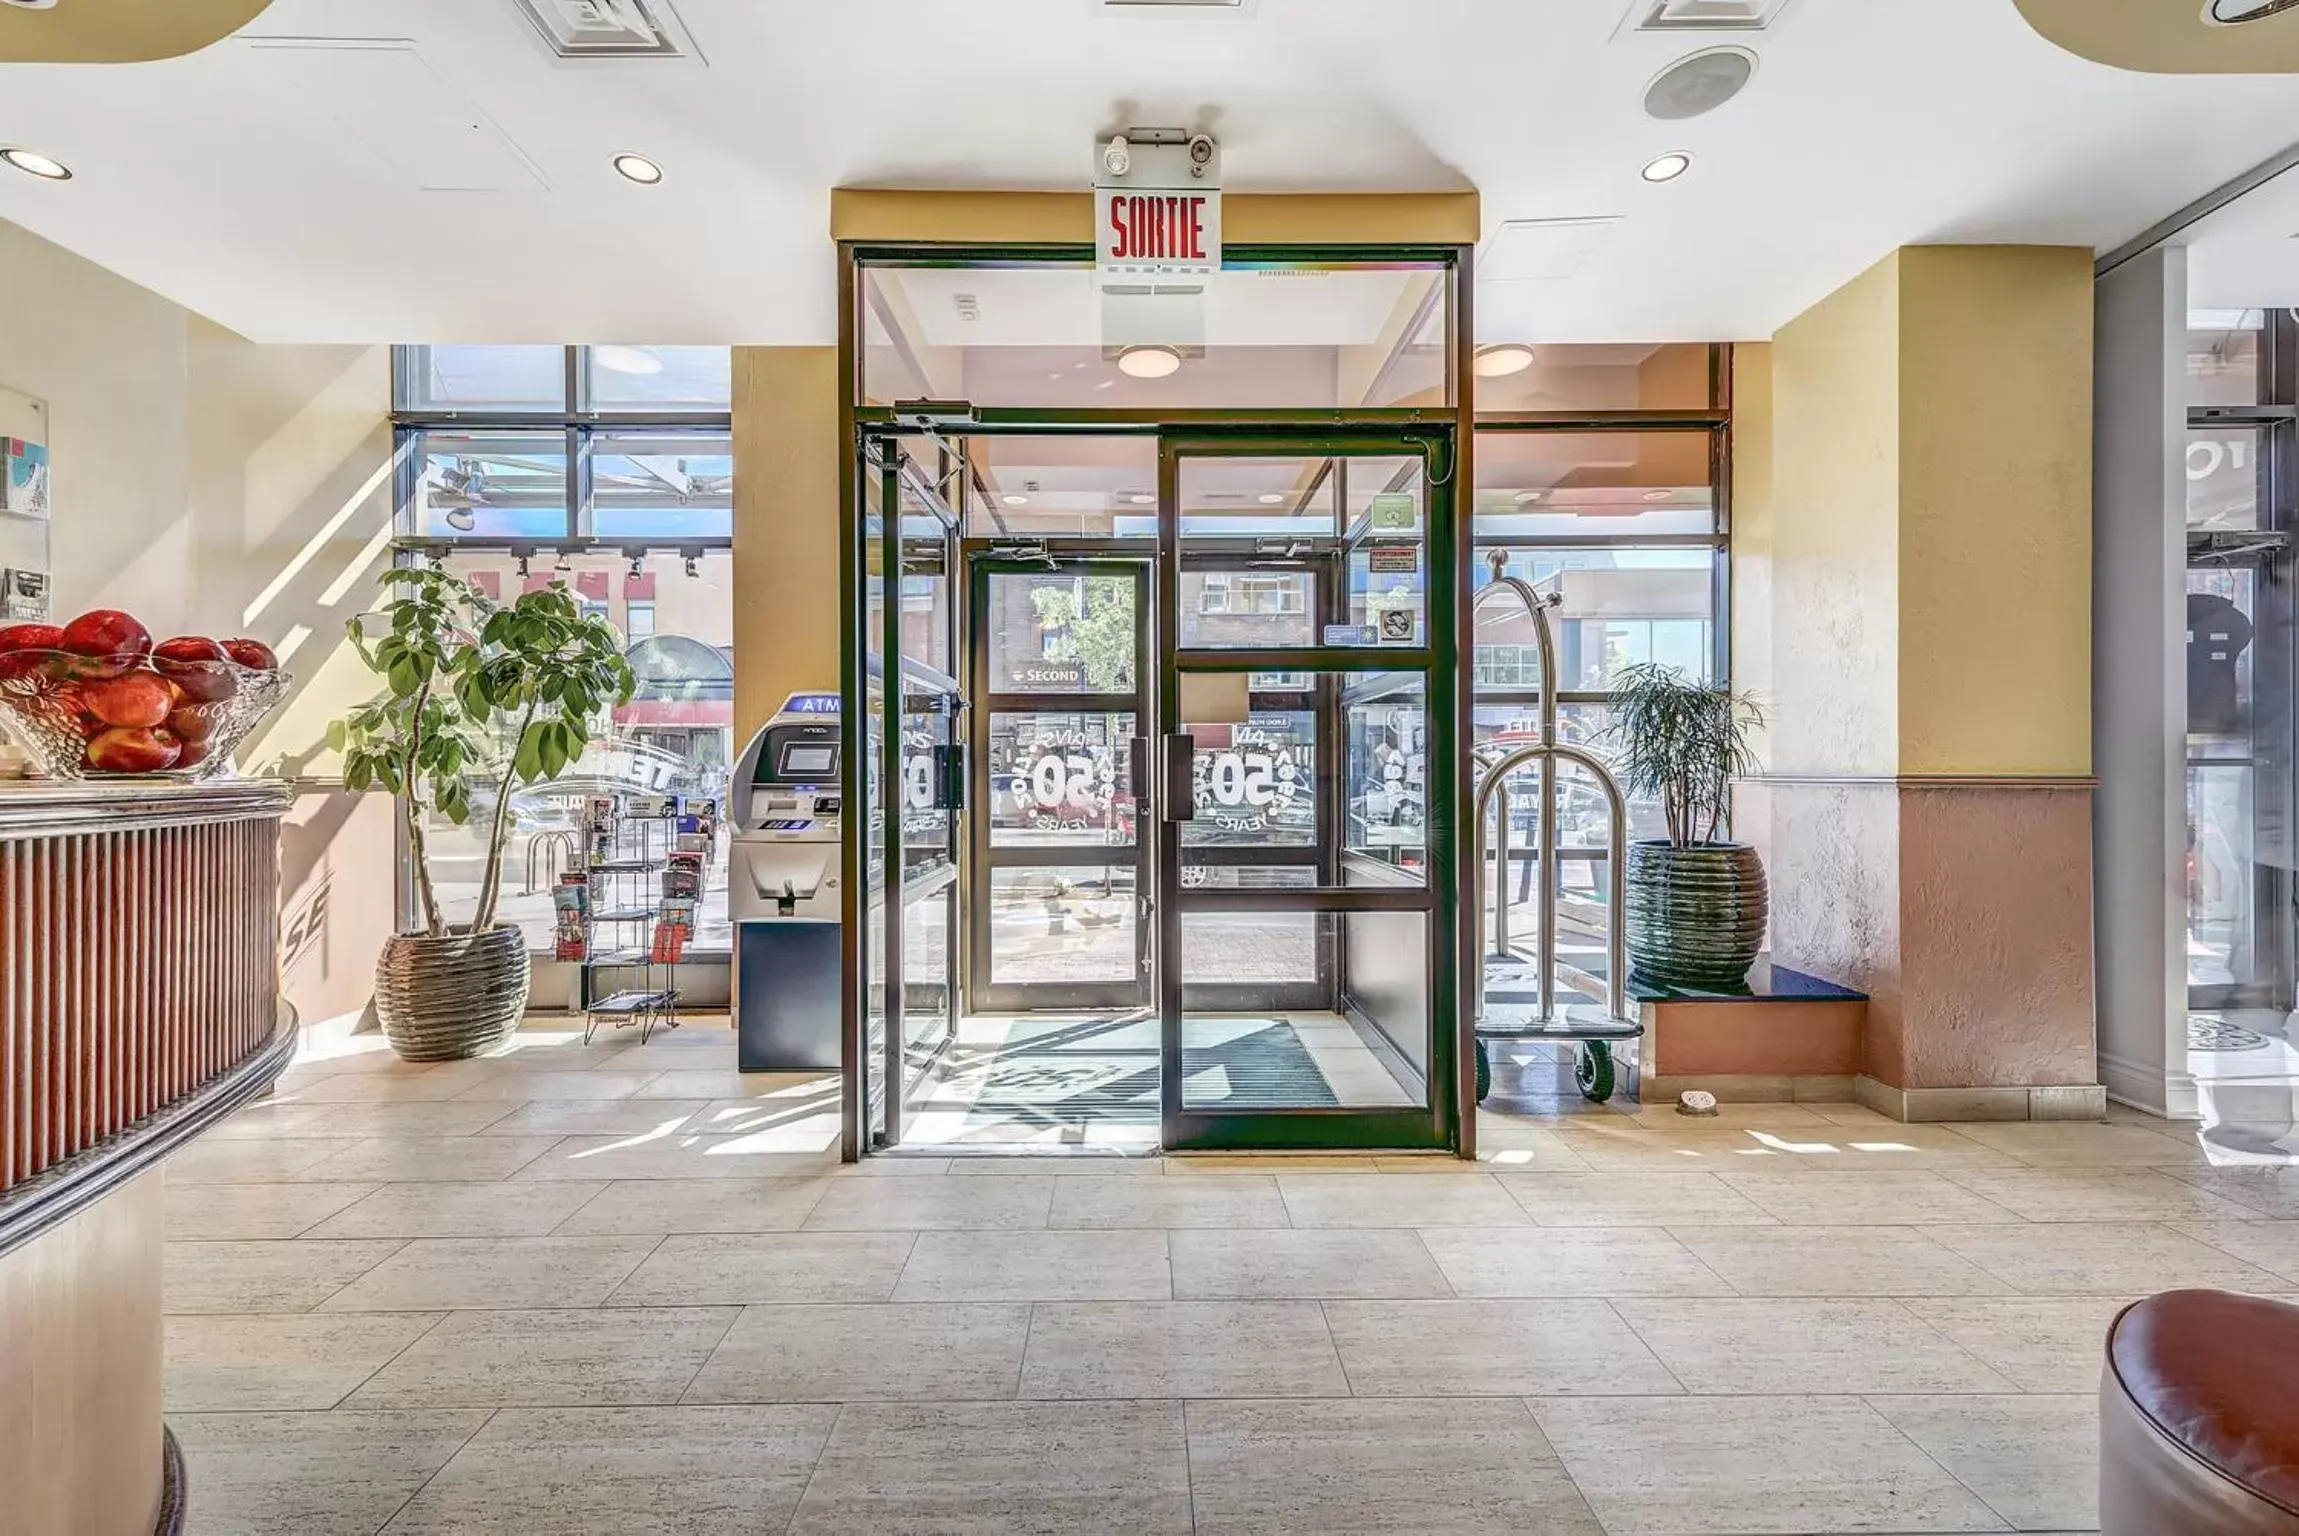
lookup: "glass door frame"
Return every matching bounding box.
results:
[965,554,1154,1014]
[1156,429,1462,1152]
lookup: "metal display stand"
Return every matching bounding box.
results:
[1470,550,1640,1102]
[578,798,682,1044]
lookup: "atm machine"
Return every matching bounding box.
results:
[729,693,844,1070]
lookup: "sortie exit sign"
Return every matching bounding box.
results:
[1097,187,1222,279]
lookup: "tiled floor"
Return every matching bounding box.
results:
[164,1017,2297,1534]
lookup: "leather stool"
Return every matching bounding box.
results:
[2102,1289,2299,1534]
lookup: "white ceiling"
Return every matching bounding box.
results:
[1,0,2296,345]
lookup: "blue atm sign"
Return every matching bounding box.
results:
[782,693,840,716]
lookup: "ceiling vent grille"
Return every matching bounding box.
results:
[510,0,699,59]
[1626,0,1796,32]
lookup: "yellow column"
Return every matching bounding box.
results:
[731,346,842,744]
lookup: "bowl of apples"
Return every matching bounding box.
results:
[0,610,290,781]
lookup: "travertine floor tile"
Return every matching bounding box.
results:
[1924,1221,2287,1294]
[1666,1225,2011,1297]
[164,1239,406,1314]
[1019,1300,1350,1398]
[609,1231,916,1305]
[550,1176,830,1235]
[1902,1295,2145,1393]
[304,1180,610,1240]
[468,1098,714,1137]
[1278,1173,1530,1228]
[513,1133,838,1181]
[165,1312,443,1411]
[172,1409,487,1536]
[1417,1227,1735,1297]
[164,1181,377,1240]
[317,1236,661,1311]
[1499,1171,1777,1227]
[207,1100,519,1140]
[346,1306,738,1408]
[1185,1398,1603,1535]
[1944,1121,2208,1167]
[683,1303,1031,1402]
[448,1070,664,1102]
[1048,1174,1288,1227]
[296,1136,560,1184]
[892,1229,1172,1302]
[385,1404,835,1535]
[2162,1165,2299,1218]
[1719,1170,2026,1226]
[1170,1229,1453,1300]
[1613,1298,2016,1394]
[165,1136,371,1184]
[786,1400,1191,1535]
[1530,1394,2006,1535]
[2167,1218,2299,1283]
[1322,1299,1680,1396]
[804,1175,1054,1230]
[1941,1167,2260,1223]
[1868,1393,2099,1533]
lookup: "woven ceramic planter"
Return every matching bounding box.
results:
[1625,840,1768,987]
[375,924,530,1062]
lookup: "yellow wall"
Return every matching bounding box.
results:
[732,346,841,743]
[1750,244,2092,779]
[1768,251,1903,777]
[1896,245,2093,777]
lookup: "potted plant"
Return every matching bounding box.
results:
[331,568,634,1060]
[1603,663,1769,987]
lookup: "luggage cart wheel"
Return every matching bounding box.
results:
[1575,1040,1615,1103]
[1474,1037,1491,1105]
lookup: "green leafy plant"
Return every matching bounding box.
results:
[330,567,635,937]
[1602,663,1764,848]
[1029,578,1136,693]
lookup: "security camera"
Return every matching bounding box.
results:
[1102,135,1132,179]
[1187,133,1216,175]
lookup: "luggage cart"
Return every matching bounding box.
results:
[1470,552,1640,1103]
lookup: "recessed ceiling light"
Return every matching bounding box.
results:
[1117,345,1183,380]
[0,148,72,182]
[1641,151,1694,184]
[1642,489,1674,502]
[1125,493,1155,506]
[1473,344,1536,379]
[1001,494,1030,507]
[593,345,664,376]
[1257,493,1288,506]
[1513,490,1545,505]
[612,153,664,185]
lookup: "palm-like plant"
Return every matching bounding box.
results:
[1602,663,1764,847]
[331,567,635,937]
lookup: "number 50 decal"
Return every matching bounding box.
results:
[1028,753,1103,810]
[1198,750,1299,809]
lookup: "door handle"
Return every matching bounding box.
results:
[1162,733,1196,823]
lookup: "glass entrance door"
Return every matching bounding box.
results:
[1155,435,1459,1150]
[968,558,1151,1013]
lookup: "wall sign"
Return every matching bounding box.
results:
[1097,188,1221,279]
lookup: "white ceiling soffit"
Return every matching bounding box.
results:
[3,0,2299,344]
[2014,0,2299,73]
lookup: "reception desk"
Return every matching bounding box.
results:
[0,781,296,1536]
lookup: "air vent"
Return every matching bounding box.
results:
[1644,46,1757,120]
[2205,0,2299,22]
[1626,0,1796,31]
[510,0,699,59]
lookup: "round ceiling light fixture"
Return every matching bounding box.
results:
[593,345,663,376]
[1472,344,1536,378]
[1642,489,1674,502]
[1257,493,1288,506]
[611,153,664,185]
[1641,151,1694,185]
[0,1,62,9]
[1117,345,1183,380]
[0,147,72,181]
[1512,490,1545,505]
[1000,493,1030,507]
[1125,493,1155,506]
[1644,47,1759,122]
[2205,0,2299,22]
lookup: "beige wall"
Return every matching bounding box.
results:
[732,346,841,744]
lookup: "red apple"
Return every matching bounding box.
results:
[220,637,277,671]
[84,725,182,774]
[59,610,153,675]
[152,636,239,703]
[0,622,63,683]
[172,737,212,770]
[165,704,216,744]
[84,670,175,729]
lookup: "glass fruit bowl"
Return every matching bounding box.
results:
[0,651,291,781]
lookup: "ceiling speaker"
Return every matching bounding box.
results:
[1644,46,1758,121]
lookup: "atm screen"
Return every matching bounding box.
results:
[780,743,837,778]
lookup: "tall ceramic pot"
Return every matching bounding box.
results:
[374,923,530,1061]
[1624,841,1768,987]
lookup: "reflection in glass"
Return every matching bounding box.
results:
[989,866,1138,984]
[590,430,733,538]
[1182,711,1316,849]
[987,713,1137,847]
[1473,431,1716,538]
[1474,548,1715,690]
[2188,427,2262,532]
[588,346,732,410]
[986,572,1138,693]
[405,430,569,539]
[1473,343,1714,413]
[2189,312,2263,409]
[1181,569,1316,648]
[397,345,566,412]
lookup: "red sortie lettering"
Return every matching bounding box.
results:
[1110,196,1128,260]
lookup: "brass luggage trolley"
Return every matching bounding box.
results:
[1471,552,1639,1102]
